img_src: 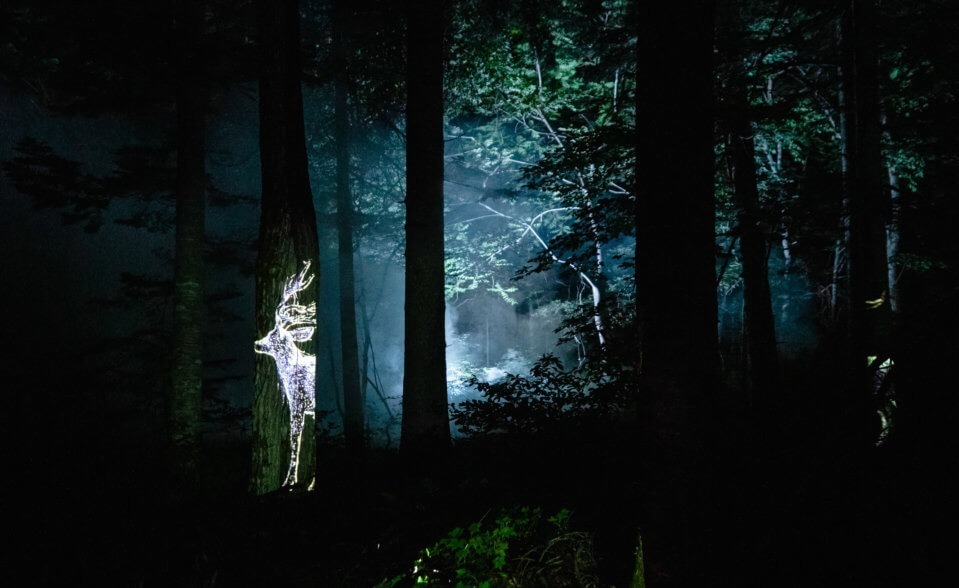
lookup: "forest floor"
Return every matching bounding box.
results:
[10,401,950,588]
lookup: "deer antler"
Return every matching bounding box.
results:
[281,260,314,302]
[277,260,316,327]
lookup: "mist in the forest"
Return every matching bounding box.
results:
[718,247,820,360]
[0,77,586,446]
[1,70,823,447]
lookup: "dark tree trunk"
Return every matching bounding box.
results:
[728,107,780,401]
[170,0,206,498]
[401,0,450,459]
[251,0,320,494]
[840,0,891,432]
[635,1,718,586]
[333,0,364,456]
[717,1,780,403]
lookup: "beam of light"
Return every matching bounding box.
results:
[254,260,316,486]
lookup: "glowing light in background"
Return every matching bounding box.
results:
[254,261,316,486]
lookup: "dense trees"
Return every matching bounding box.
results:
[718,1,780,402]
[2,0,958,583]
[445,0,635,368]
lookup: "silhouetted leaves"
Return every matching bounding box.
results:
[451,354,628,438]
[3,137,108,232]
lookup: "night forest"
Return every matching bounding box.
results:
[2,0,958,585]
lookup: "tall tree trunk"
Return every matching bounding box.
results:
[831,15,852,327]
[718,1,780,403]
[401,0,450,459]
[333,0,364,456]
[886,164,901,314]
[636,1,717,586]
[728,110,780,401]
[251,0,320,494]
[170,0,206,499]
[840,0,891,429]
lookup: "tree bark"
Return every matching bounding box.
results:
[886,164,901,314]
[170,0,206,498]
[333,0,364,456]
[718,1,780,403]
[636,1,717,585]
[401,0,450,460]
[251,0,320,494]
[840,0,891,425]
[728,108,780,401]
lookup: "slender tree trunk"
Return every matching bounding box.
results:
[251,0,320,494]
[333,0,364,455]
[401,0,450,459]
[728,110,780,401]
[832,16,851,326]
[840,0,891,423]
[718,1,779,402]
[781,229,792,272]
[886,164,901,313]
[636,1,717,585]
[170,0,206,498]
[829,239,846,323]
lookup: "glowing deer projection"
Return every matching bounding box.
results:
[254,260,317,487]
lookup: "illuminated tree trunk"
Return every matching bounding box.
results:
[636,1,717,585]
[886,164,901,314]
[840,0,891,431]
[169,0,206,497]
[251,0,320,494]
[333,0,364,456]
[401,0,450,459]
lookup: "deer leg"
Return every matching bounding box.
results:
[284,428,298,486]
[284,439,296,486]
[284,408,305,486]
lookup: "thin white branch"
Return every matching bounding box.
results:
[476,202,606,349]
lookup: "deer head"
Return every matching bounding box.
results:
[254,260,316,369]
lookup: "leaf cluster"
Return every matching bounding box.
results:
[450,354,628,438]
[382,506,597,587]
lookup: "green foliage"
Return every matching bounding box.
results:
[444,225,517,303]
[894,252,949,273]
[488,279,519,306]
[443,0,636,362]
[382,506,597,587]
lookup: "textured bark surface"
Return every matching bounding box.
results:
[170,0,206,495]
[333,0,364,455]
[251,0,320,495]
[635,1,717,585]
[401,0,450,459]
[886,165,901,313]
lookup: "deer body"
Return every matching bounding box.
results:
[254,261,317,487]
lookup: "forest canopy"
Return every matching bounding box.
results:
[1,0,957,585]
